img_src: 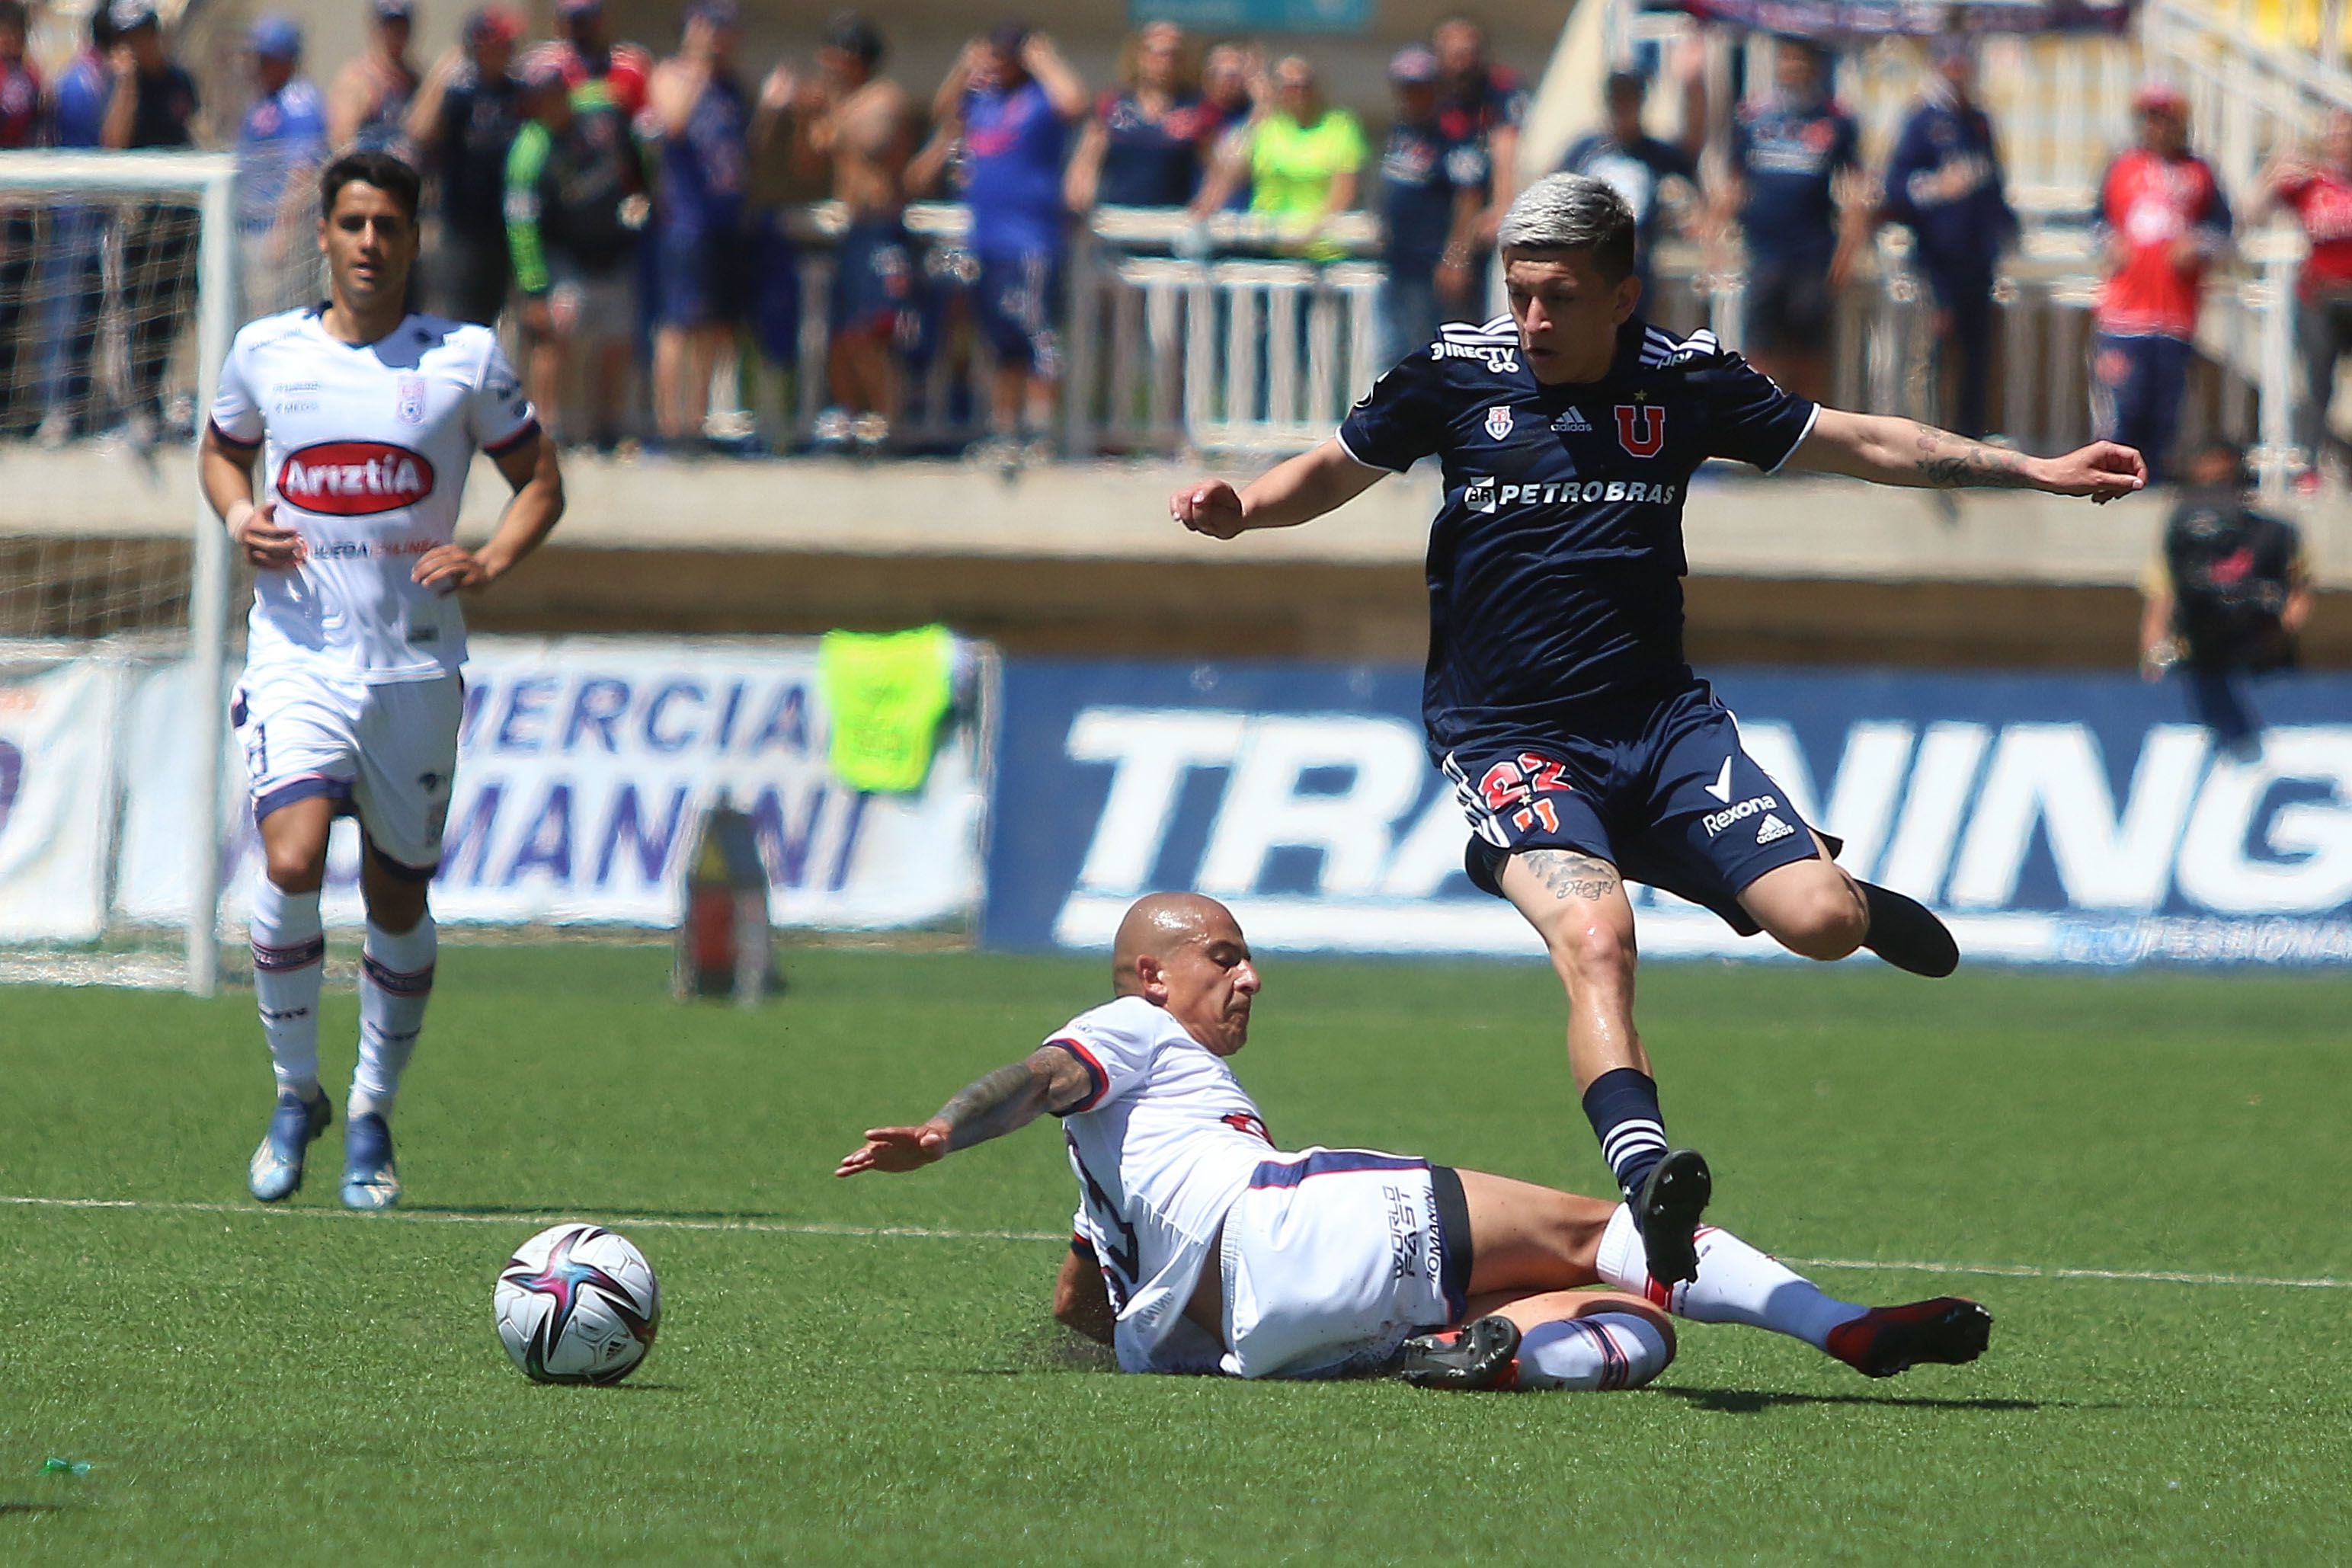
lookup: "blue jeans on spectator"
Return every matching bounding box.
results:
[1923,263,1997,440]
[2092,331,2192,484]
[1379,264,1440,373]
[38,207,107,433]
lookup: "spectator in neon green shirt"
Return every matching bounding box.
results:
[1195,54,1362,259]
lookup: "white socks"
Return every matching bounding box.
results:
[1595,1204,1867,1351]
[351,915,436,1122]
[1515,1312,1672,1391]
[249,880,325,1098]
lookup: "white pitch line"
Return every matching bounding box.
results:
[1,1195,2343,1291]
[0,1193,1063,1244]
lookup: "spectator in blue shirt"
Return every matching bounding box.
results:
[37,8,113,445]
[102,0,202,449]
[930,24,1086,465]
[1560,69,1700,316]
[235,17,328,314]
[1878,37,2018,438]
[1377,44,1486,367]
[1717,37,1865,402]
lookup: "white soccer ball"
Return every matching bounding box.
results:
[493,1223,662,1385]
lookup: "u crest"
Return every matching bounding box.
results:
[1614,404,1666,458]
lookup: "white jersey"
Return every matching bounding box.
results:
[1051,996,1279,1375]
[210,307,539,683]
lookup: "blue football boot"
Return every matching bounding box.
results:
[248,1088,331,1202]
[340,1112,402,1211]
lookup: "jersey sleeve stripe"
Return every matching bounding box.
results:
[1047,1037,1110,1113]
[482,417,542,459]
[1763,401,1822,475]
[207,418,261,451]
[1334,425,1406,474]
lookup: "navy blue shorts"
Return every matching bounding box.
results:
[972,249,1061,375]
[654,221,747,328]
[1445,682,1835,935]
[829,217,925,349]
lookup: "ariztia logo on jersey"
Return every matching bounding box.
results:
[1484,405,1515,440]
[1462,474,1682,514]
[277,440,436,516]
[1615,403,1666,458]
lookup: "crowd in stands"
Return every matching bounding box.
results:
[3,0,2352,483]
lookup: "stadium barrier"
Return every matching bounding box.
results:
[0,635,994,954]
[765,201,2300,472]
[984,661,2352,966]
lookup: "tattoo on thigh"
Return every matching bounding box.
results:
[1521,849,1621,901]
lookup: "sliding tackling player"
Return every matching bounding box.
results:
[840,893,1990,1390]
[1169,173,2146,1285]
[200,150,564,1209]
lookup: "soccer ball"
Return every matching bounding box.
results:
[493,1223,661,1385]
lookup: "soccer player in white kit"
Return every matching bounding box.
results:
[199,151,565,1209]
[839,893,1993,1389]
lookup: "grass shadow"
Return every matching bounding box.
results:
[1653,1384,2066,1413]
[0,1502,72,1515]
[404,1202,798,1224]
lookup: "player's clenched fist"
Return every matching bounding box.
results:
[230,501,305,570]
[1171,478,1247,539]
[2040,440,2148,504]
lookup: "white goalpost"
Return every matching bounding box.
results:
[0,149,239,995]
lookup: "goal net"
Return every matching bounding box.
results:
[0,150,239,994]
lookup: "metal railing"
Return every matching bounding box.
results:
[773,202,2306,478]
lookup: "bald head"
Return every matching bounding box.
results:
[1112,893,1240,994]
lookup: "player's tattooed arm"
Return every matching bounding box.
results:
[1520,850,1622,901]
[1906,423,2040,489]
[834,1046,1094,1176]
[935,1046,1095,1150]
[1789,409,2146,501]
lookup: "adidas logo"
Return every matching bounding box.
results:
[1755,813,1796,846]
[1551,407,1592,433]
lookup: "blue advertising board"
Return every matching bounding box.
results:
[987,661,2352,965]
[1131,0,1375,34]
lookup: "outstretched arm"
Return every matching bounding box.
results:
[1170,437,1387,539]
[1786,409,2146,502]
[835,1045,1098,1176]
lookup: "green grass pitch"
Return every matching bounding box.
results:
[3,946,2347,1563]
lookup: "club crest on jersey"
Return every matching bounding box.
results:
[277,440,435,517]
[1615,403,1666,458]
[1484,405,1515,440]
[395,375,426,425]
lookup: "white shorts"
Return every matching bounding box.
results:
[1218,1148,1469,1381]
[232,664,462,875]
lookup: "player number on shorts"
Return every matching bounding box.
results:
[1477,754,1569,835]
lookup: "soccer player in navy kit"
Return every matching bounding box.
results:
[1170,174,2146,1285]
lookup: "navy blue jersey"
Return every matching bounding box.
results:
[1730,101,1858,263]
[1880,95,2016,279]
[1337,316,1818,751]
[1380,120,1486,273]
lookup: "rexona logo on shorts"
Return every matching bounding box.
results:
[1701,793,1778,837]
[277,441,436,516]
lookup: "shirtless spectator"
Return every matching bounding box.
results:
[647,0,752,450]
[328,0,421,156]
[788,13,919,452]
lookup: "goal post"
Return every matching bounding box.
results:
[0,149,239,995]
